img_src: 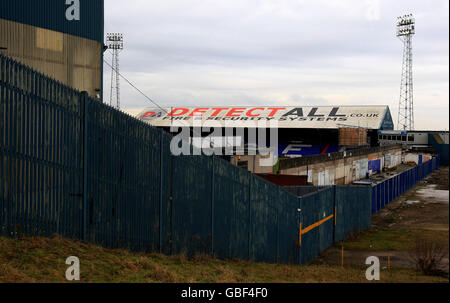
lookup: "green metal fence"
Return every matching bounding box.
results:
[0,53,396,265]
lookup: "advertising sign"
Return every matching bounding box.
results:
[137,106,392,130]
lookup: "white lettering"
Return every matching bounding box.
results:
[65,256,80,281]
[365,256,380,280]
[66,0,80,21]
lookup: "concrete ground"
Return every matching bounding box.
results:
[316,166,449,278]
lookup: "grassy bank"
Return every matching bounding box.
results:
[337,229,449,252]
[0,236,446,283]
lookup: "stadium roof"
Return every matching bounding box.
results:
[136,106,394,130]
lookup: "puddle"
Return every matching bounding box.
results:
[415,185,449,204]
[405,200,420,204]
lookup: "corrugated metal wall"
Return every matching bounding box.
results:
[298,188,333,264]
[171,155,214,256]
[0,54,440,265]
[0,0,104,43]
[213,158,251,260]
[0,54,84,240]
[85,100,165,251]
[335,186,372,242]
[0,18,102,98]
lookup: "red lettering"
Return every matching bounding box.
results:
[211,108,229,116]
[267,107,286,117]
[189,108,209,117]
[226,108,246,117]
[142,111,155,118]
[168,108,189,116]
[246,108,264,117]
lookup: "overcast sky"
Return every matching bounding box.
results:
[104,0,449,130]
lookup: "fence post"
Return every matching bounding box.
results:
[297,196,302,264]
[0,55,4,237]
[81,91,88,242]
[211,156,215,256]
[248,173,252,261]
[332,185,336,244]
[159,129,163,253]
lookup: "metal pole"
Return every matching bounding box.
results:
[81,92,88,242]
[159,129,163,253]
[211,156,215,256]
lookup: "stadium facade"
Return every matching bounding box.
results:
[0,0,104,98]
[137,105,395,157]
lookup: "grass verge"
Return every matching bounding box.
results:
[337,229,449,252]
[0,236,446,283]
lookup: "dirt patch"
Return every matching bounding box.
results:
[372,194,449,230]
[318,166,449,278]
[425,166,449,190]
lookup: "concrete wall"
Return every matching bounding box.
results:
[0,18,102,98]
[279,147,402,185]
[231,153,274,174]
[384,150,402,168]
[404,153,433,165]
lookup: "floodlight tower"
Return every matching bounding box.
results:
[396,14,415,131]
[106,33,124,110]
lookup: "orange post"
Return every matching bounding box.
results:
[334,206,337,226]
[299,222,302,247]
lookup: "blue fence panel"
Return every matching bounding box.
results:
[400,173,404,195]
[392,176,397,200]
[370,157,441,215]
[407,169,411,189]
[249,174,279,263]
[159,131,172,255]
[85,99,163,252]
[392,175,398,200]
[171,155,213,257]
[298,192,319,264]
[0,55,84,240]
[396,175,400,199]
[411,168,414,188]
[317,187,335,253]
[371,186,376,215]
[388,178,393,203]
[334,186,371,242]
[212,157,250,260]
[277,187,300,264]
[385,179,389,204]
[377,183,382,212]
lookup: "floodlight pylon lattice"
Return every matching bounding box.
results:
[396,14,415,131]
[106,33,124,110]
